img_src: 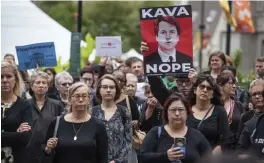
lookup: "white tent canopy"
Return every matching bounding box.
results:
[1,0,84,65]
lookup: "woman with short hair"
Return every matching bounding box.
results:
[92,74,132,163]
[25,71,63,163]
[187,74,229,155]
[44,82,108,163]
[54,71,73,107]
[140,93,211,163]
[1,61,33,163]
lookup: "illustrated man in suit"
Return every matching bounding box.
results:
[144,16,192,65]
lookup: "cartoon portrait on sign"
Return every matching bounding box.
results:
[139,5,193,77]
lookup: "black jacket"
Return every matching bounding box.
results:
[238,114,264,161]
[25,96,64,163]
[144,50,193,76]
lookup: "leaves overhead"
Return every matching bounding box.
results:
[37,1,173,53]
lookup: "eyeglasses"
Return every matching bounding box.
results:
[251,91,263,97]
[100,85,116,90]
[176,80,191,86]
[71,94,89,100]
[227,81,236,86]
[168,108,186,114]
[61,82,72,87]
[198,84,213,91]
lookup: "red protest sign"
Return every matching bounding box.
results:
[139,5,193,77]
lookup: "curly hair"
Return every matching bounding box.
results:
[188,73,222,106]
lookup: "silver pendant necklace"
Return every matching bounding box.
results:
[72,123,85,141]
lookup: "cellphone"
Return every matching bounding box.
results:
[173,137,186,158]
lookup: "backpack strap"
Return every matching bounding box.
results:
[53,116,61,138]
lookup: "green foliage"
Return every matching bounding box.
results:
[37,1,174,53]
[232,49,254,89]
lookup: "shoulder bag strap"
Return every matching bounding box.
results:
[125,95,131,113]
[197,105,214,129]
[53,116,61,138]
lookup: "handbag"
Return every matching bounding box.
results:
[125,95,146,149]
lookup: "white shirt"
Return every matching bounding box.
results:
[158,48,176,62]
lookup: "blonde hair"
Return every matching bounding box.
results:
[66,82,90,113]
[249,79,264,93]
[126,73,138,83]
[30,71,50,86]
[1,61,25,96]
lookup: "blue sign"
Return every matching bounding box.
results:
[15,42,57,70]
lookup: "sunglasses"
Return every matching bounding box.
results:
[61,83,73,87]
[198,84,213,91]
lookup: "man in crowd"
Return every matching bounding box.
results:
[255,57,264,79]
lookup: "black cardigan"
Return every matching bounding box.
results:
[1,96,33,163]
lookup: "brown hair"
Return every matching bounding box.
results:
[216,72,236,86]
[225,55,234,66]
[154,16,180,36]
[256,57,264,62]
[4,54,15,61]
[95,74,121,101]
[208,51,227,69]
[163,93,192,124]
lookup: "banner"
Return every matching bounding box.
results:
[234,1,255,33]
[15,42,57,70]
[219,0,237,28]
[139,5,193,77]
[96,36,122,57]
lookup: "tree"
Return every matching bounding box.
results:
[37,1,174,53]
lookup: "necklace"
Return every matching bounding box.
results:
[72,123,85,141]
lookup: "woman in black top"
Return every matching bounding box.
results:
[25,71,64,163]
[1,61,33,163]
[187,74,229,155]
[43,68,59,100]
[216,72,245,151]
[113,70,140,121]
[140,93,212,163]
[44,82,108,163]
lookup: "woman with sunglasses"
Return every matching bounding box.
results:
[44,82,108,163]
[54,71,73,108]
[216,72,245,151]
[187,74,229,155]
[92,74,132,163]
[140,93,212,163]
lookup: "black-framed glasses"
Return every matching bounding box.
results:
[61,82,73,87]
[251,91,263,97]
[198,84,213,91]
[176,79,191,86]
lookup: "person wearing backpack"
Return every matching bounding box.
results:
[140,93,211,163]
[92,74,132,163]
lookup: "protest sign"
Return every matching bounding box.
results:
[139,5,193,77]
[96,36,122,57]
[15,42,57,70]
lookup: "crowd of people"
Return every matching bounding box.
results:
[1,47,264,163]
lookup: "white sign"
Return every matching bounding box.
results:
[96,36,122,57]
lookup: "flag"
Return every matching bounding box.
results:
[219,0,237,28]
[234,0,255,33]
